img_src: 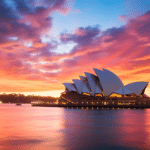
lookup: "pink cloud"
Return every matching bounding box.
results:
[53,11,150,90]
[0,1,150,95]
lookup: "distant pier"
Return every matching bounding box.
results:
[31,103,150,109]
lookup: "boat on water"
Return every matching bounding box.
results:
[16,102,21,106]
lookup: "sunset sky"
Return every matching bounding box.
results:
[1,0,150,97]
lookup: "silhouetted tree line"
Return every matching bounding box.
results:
[0,93,57,103]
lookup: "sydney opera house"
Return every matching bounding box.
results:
[61,68,150,106]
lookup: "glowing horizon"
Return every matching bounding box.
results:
[0,0,150,97]
[0,91,64,98]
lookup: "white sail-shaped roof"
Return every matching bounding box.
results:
[114,87,124,95]
[72,85,77,92]
[125,82,149,96]
[95,84,102,94]
[82,81,91,94]
[124,87,133,95]
[62,68,149,97]
[94,68,124,96]
[62,83,77,92]
[114,86,133,95]
[84,72,102,96]
[79,76,87,83]
[72,79,83,94]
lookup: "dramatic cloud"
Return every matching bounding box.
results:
[0,0,72,92]
[52,11,150,95]
[60,26,100,45]
[0,0,150,96]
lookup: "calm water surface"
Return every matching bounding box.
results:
[0,104,150,150]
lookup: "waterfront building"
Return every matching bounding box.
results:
[61,68,149,106]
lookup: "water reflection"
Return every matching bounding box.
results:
[0,104,66,150]
[114,109,150,150]
[1,104,150,149]
[61,108,150,150]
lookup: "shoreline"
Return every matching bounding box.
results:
[31,103,150,109]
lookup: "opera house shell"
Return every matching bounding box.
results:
[63,68,148,97]
[60,68,150,108]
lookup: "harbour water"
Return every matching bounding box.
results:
[0,104,150,150]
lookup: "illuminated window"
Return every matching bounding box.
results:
[95,94,103,97]
[124,93,137,97]
[83,93,90,96]
[110,93,123,97]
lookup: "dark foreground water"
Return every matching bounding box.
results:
[0,104,150,150]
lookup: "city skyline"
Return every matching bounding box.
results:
[1,0,150,97]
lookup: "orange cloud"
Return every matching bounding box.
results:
[0,1,150,97]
